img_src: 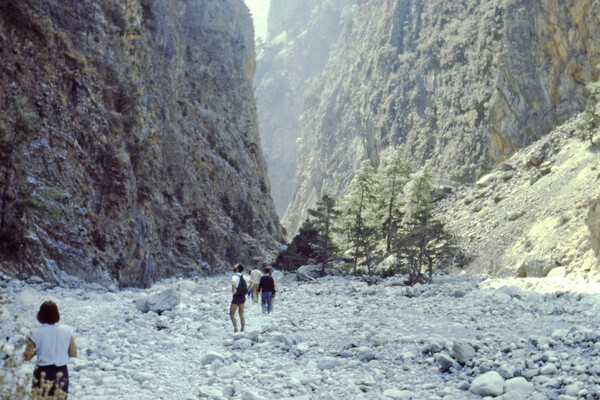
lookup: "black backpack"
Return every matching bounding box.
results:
[237,275,248,296]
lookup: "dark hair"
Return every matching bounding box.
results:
[37,301,60,324]
[235,263,244,272]
[265,267,272,275]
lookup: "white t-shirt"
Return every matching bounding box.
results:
[29,323,73,366]
[250,269,263,284]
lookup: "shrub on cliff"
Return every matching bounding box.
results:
[578,77,600,145]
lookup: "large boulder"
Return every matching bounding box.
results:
[516,258,553,277]
[470,371,505,397]
[452,340,476,365]
[135,289,180,314]
[504,377,534,396]
[296,264,322,281]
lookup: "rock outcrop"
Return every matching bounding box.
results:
[254,0,355,218]
[436,114,600,277]
[0,0,284,287]
[283,0,600,234]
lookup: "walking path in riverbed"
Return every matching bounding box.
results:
[1,272,600,399]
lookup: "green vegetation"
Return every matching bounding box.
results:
[577,77,600,145]
[277,146,457,284]
[306,194,339,276]
[274,220,321,271]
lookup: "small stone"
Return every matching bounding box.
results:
[355,346,376,362]
[540,363,557,375]
[507,211,526,221]
[522,368,540,378]
[564,384,580,396]
[547,267,566,278]
[383,389,413,399]
[437,354,458,372]
[497,364,517,379]
[317,357,340,370]
[104,345,118,360]
[198,386,222,398]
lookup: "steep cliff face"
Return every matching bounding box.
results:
[283,0,600,234]
[254,0,355,218]
[0,0,284,287]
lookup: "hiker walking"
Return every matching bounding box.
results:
[249,267,263,304]
[230,263,248,332]
[24,300,77,399]
[258,267,277,314]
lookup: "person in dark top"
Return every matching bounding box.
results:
[258,267,277,314]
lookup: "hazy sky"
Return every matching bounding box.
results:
[244,0,270,41]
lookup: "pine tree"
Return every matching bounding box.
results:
[402,161,434,226]
[578,78,600,145]
[307,194,339,276]
[375,146,412,252]
[338,160,379,278]
[397,162,435,283]
[394,162,455,284]
[274,218,320,271]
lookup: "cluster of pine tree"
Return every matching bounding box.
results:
[275,147,457,285]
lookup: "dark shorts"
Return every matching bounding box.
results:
[231,294,246,305]
[33,364,69,398]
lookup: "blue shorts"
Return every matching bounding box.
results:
[231,294,246,305]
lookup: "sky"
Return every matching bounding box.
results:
[244,0,270,41]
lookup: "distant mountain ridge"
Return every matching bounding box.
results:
[0,0,284,287]
[282,0,600,235]
[255,0,356,219]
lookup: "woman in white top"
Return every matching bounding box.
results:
[23,301,77,398]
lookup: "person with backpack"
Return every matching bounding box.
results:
[258,267,277,314]
[230,263,248,332]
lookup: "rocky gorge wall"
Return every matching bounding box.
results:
[283,0,600,234]
[254,0,355,218]
[0,0,284,287]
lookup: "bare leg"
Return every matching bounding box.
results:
[230,304,239,332]
[239,303,245,332]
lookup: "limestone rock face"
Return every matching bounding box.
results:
[255,0,355,218]
[436,115,600,277]
[283,0,600,234]
[0,0,283,287]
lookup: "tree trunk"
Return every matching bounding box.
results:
[352,189,365,274]
[321,212,330,277]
